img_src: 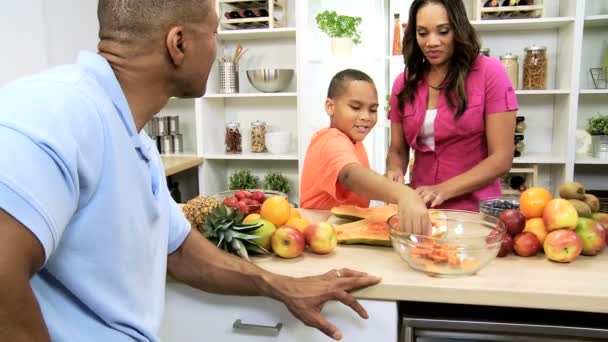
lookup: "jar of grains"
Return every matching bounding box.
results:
[500,53,519,89]
[225,122,242,153]
[523,45,547,90]
[250,120,267,153]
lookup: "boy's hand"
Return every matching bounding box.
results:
[397,192,430,235]
[385,169,404,183]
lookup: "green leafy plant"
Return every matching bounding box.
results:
[263,172,291,195]
[229,170,259,190]
[315,10,363,44]
[587,114,608,136]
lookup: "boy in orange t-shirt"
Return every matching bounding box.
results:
[300,69,429,234]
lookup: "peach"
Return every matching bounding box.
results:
[304,221,337,255]
[574,218,606,256]
[542,199,579,231]
[523,217,548,245]
[543,229,583,263]
[271,226,305,259]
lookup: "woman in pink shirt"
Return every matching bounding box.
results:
[386,0,518,212]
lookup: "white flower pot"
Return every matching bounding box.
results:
[330,37,353,57]
[592,135,608,159]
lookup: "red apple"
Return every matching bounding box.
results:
[497,234,514,257]
[304,222,337,254]
[574,218,606,256]
[513,232,541,257]
[543,229,583,263]
[499,209,526,236]
[543,199,579,231]
[592,213,608,245]
[271,226,305,259]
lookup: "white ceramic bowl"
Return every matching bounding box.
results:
[265,131,291,154]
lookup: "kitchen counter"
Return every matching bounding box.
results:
[253,209,608,314]
[161,155,203,176]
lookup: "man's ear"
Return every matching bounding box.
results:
[166,26,185,67]
[325,98,334,117]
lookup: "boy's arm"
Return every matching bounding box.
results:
[386,121,409,183]
[338,163,429,235]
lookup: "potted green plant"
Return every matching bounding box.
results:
[315,10,362,57]
[587,114,608,159]
[229,170,259,190]
[263,172,291,195]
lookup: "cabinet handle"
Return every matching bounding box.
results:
[232,319,283,336]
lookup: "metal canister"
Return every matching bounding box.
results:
[161,135,174,154]
[172,134,184,153]
[157,116,170,136]
[169,116,180,135]
[149,117,160,136]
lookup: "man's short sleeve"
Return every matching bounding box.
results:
[167,198,191,254]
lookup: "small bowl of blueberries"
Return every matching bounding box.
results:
[479,197,520,218]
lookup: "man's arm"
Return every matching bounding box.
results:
[167,229,381,340]
[0,210,50,342]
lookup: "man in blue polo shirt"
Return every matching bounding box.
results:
[0,1,380,341]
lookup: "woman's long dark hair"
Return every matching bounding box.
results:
[398,0,480,119]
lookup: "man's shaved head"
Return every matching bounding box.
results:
[98,0,211,45]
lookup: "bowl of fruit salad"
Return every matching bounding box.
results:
[388,210,506,277]
[212,189,288,214]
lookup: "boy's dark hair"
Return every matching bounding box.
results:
[327,69,374,99]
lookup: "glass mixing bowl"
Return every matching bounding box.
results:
[388,210,506,277]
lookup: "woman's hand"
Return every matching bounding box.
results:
[416,184,452,208]
[397,190,430,235]
[385,169,404,183]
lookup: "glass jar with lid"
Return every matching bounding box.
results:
[523,45,547,90]
[250,120,267,153]
[225,122,242,153]
[500,53,519,89]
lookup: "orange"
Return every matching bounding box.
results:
[523,217,548,245]
[284,217,310,233]
[243,213,261,223]
[290,208,302,219]
[260,195,291,227]
[519,187,553,219]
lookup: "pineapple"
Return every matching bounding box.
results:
[182,196,221,230]
[202,205,269,261]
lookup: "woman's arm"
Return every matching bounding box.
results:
[385,121,410,183]
[417,111,515,207]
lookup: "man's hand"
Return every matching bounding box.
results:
[270,268,381,340]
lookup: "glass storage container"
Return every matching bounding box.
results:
[250,120,267,153]
[523,45,547,90]
[225,122,242,153]
[500,53,519,89]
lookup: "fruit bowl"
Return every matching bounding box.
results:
[212,189,288,214]
[479,197,520,218]
[388,210,506,277]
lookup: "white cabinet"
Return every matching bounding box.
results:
[159,282,398,342]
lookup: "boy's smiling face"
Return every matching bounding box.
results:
[326,80,379,143]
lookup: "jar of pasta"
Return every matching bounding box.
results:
[250,120,267,153]
[523,45,547,90]
[500,53,519,89]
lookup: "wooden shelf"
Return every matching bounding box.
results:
[513,153,566,164]
[515,89,570,95]
[204,152,299,161]
[584,15,608,28]
[217,27,296,40]
[204,92,297,98]
[576,155,608,165]
[161,156,203,176]
[471,17,575,32]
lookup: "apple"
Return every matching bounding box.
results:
[513,232,541,257]
[543,229,583,263]
[499,209,526,236]
[271,226,305,259]
[543,199,579,231]
[246,218,276,251]
[497,234,514,257]
[574,218,606,256]
[304,222,337,254]
[593,213,608,245]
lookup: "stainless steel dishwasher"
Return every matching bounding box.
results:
[399,301,608,342]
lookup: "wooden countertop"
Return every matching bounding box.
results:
[253,209,608,314]
[161,155,203,176]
